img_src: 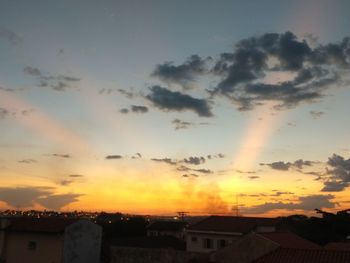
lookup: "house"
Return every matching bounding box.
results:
[147,220,188,239]
[186,216,279,253]
[108,236,192,263]
[252,247,350,263]
[0,217,102,263]
[213,231,320,263]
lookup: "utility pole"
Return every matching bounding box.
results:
[177,211,188,221]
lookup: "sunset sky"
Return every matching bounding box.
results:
[1,0,350,216]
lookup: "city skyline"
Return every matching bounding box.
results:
[0,0,350,216]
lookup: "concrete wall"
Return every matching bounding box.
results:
[213,232,279,263]
[147,230,184,239]
[63,219,102,263]
[186,232,242,253]
[3,232,64,263]
[110,246,205,263]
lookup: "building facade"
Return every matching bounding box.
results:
[0,217,102,263]
[186,216,279,253]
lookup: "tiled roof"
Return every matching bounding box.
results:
[147,220,188,231]
[6,217,78,233]
[252,247,350,263]
[259,232,321,249]
[325,242,350,251]
[187,216,278,233]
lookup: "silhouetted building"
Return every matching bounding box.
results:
[0,217,102,263]
[186,216,279,253]
[213,231,320,263]
[147,220,188,239]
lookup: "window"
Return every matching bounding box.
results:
[191,236,198,243]
[203,238,213,249]
[217,239,227,249]
[27,241,37,251]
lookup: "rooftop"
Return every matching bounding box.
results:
[4,217,78,233]
[252,247,350,263]
[259,232,321,249]
[324,242,350,251]
[187,216,279,234]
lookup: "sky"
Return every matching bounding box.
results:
[0,0,350,216]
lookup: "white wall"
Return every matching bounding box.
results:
[186,232,242,253]
[63,220,102,263]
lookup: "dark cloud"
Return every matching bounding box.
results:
[242,194,335,214]
[0,28,22,45]
[24,66,41,76]
[131,153,142,159]
[99,88,114,95]
[0,187,52,207]
[321,181,349,192]
[119,105,149,114]
[172,119,193,130]
[146,85,213,117]
[293,159,313,169]
[248,176,260,180]
[0,86,14,92]
[261,159,313,171]
[184,156,206,165]
[235,170,257,174]
[118,89,134,99]
[18,159,37,164]
[217,153,225,158]
[193,168,213,174]
[119,108,129,114]
[50,81,69,91]
[23,66,80,91]
[261,161,291,171]
[0,108,9,119]
[0,187,81,210]
[36,194,82,210]
[69,174,84,178]
[51,154,71,158]
[176,165,213,176]
[0,108,34,119]
[310,110,325,119]
[321,154,350,192]
[105,155,123,160]
[177,165,191,172]
[152,55,208,88]
[171,119,209,130]
[0,185,82,209]
[131,105,148,113]
[151,158,177,165]
[58,75,80,82]
[182,173,199,178]
[207,32,349,110]
[272,191,294,196]
[59,180,73,186]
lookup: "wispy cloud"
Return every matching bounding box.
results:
[23,66,80,91]
[0,28,22,45]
